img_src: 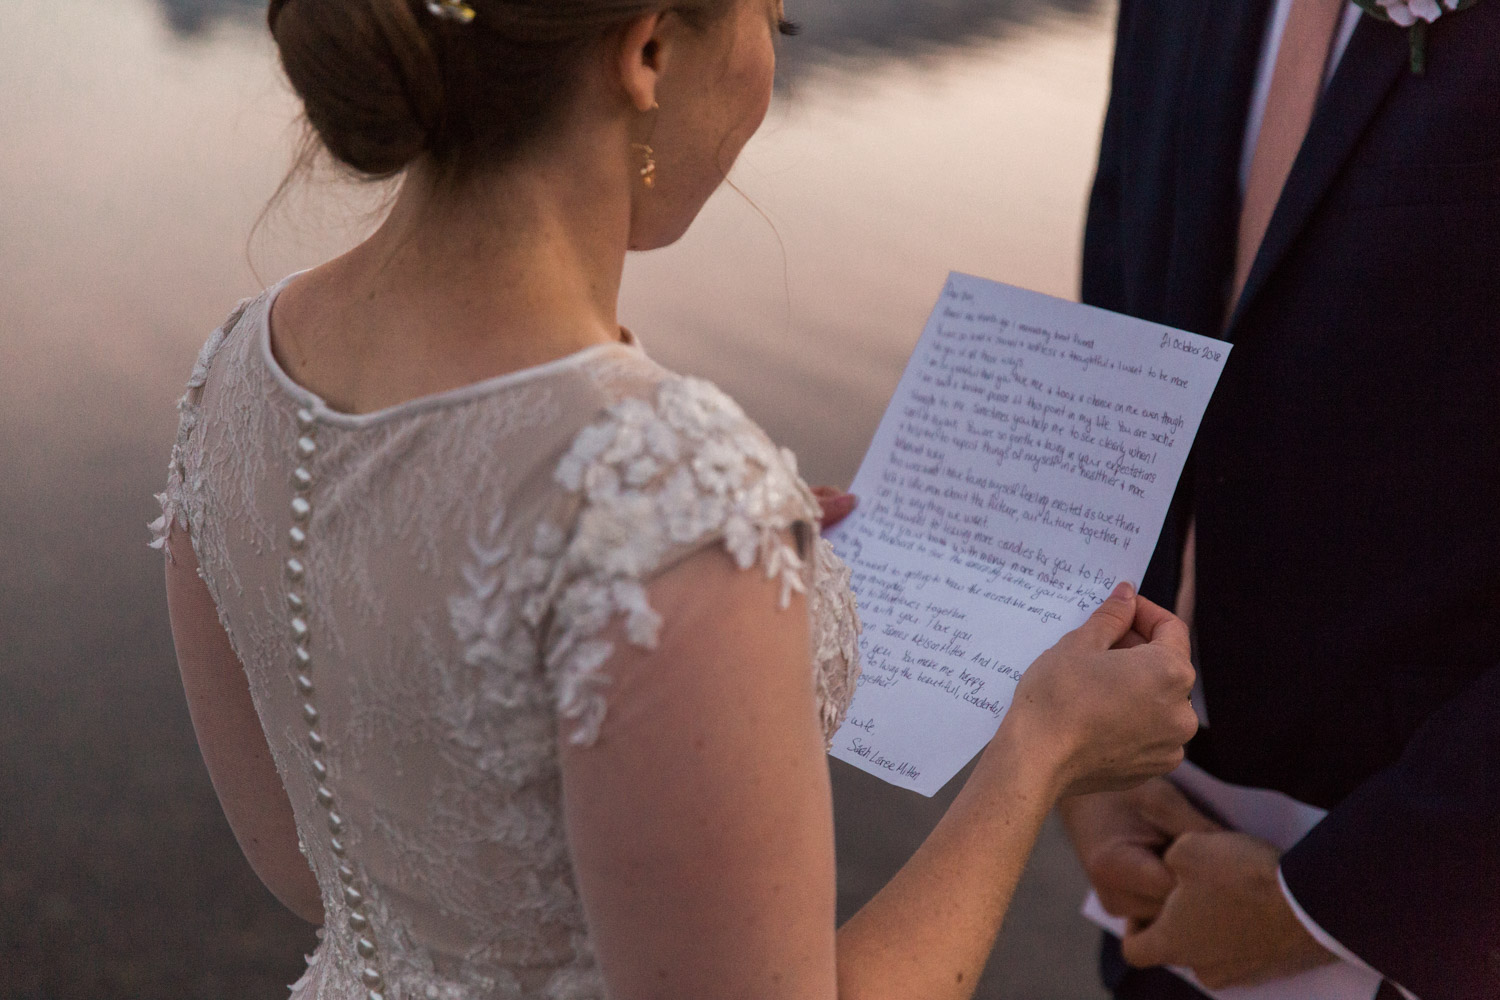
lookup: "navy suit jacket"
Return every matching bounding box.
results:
[1082,2,1500,996]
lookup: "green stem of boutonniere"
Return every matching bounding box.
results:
[1352,0,1485,77]
[1410,19,1429,74]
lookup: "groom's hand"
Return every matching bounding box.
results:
[1120,830,1337,988]
[1059,778,1221,924]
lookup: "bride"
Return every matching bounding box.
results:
[152,0,1200,997]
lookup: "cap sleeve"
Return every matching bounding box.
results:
[149,296,256,561]
[535,375,821,746]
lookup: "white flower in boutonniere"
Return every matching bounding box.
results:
[1353,0,1483,74]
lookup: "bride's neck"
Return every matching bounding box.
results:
[357,150,632,351]
[272,141,639,414]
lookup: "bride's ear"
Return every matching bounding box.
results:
[616,11,670,113]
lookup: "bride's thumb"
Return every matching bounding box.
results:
[1064,581,1137,651]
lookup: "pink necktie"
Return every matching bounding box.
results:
[1182,2,1348,632]
[1232,0,1346,308]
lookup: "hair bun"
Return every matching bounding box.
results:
[270,0,441,177]
[269,0,729,182]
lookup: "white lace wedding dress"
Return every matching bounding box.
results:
[151,277,862,1000]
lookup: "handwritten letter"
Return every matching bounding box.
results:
[827,274,1230,795]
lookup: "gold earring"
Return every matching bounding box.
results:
[632,102,660,190]
[631,143,657,189]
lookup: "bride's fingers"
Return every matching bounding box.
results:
[812,487,857,530]
[1131,595,1191,658]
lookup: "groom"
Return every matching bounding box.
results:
[1063,1,1500,998]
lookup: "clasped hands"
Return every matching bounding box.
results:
[1060,778,1338,990]
[813,488,1338,989]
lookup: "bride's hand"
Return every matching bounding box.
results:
[811,486,857,530]
[1001,583,1198,798]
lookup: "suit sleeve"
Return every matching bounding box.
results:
[1280,663,1500,1000]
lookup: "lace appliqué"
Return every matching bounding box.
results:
[148,297,253,561]
[543,376,819,746]
[809,535,862,745]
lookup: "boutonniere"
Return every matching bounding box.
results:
[1353,0,1483,74]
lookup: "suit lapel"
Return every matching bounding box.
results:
[1164,0,1276,338]
[1226,14,1409,333]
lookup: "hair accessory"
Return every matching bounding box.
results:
[425,0,477,24]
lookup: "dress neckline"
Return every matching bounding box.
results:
[256,271,644,430]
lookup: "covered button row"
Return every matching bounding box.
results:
[286,408,386,1000]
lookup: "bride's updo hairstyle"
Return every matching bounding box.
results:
[267,0,730,181]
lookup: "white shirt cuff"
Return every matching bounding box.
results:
[1276,867,1419,1000]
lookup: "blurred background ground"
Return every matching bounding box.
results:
[0,0,1116,995]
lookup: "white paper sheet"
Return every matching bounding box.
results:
[1080,762,1383,1000]
[825,274,1230,795]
